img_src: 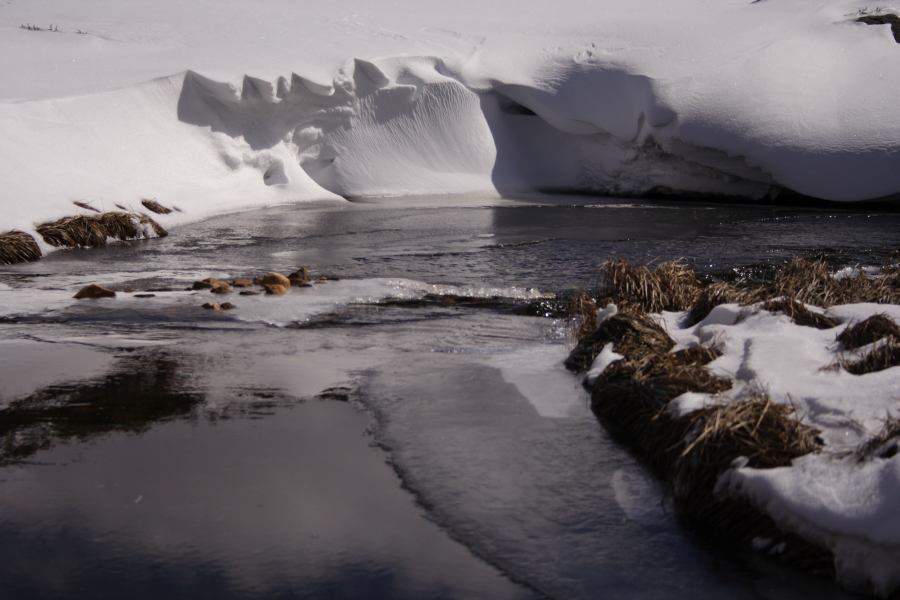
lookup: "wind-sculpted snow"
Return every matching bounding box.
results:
[1,0,899,239]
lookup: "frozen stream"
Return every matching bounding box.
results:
[0,196,896,599]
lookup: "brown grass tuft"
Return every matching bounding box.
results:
[842,337,900,375]
[763,297,838,329]
[837,314,900,350]
[687,282,765,325]
[599,258,702,313]
[565,310,674,372]
[677,394,822,476]
[141,198,173,215]
[0,230,42,264]
[36,211,166,248]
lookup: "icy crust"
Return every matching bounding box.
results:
[2,0,900,243]
[656,302,900,596]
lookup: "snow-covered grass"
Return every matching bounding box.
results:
[1,0,899,253]
[574,259,900,596]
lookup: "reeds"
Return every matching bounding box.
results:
[0,230,42,264]
[568,290,598,339]
[599,258,702,313]
[600,257,900,327]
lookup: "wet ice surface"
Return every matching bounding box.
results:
[1,196,896,599]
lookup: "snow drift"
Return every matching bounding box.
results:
[1,0,899,238]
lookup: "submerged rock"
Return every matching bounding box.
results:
[263,283,289,295]
[289,267,312,287]
[192,278,222,290]
[259,271,291,287]
[231,277,253,288]
[202,302,235,311]
[73,284,116,299]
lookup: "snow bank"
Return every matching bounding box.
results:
[659,302,900,595]
[1,0,899,243]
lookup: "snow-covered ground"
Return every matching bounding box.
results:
[645,302,900,596]
[1,0,900,242]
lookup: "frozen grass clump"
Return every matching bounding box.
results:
[36,211,166,248]
[0,230,41,264]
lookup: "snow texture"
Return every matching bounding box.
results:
[1,0,900,244]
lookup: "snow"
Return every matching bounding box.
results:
[2,0,900,247]
[585,342,624,385]
[657,300,900,595]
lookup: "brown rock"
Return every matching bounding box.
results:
[210,282,233,295]
[259,272,291,287]
[202,302,220,310]
[231,278,253,288]
[263,283,289,295]
[239,290,259,296]
[220,302,236,310]
[74,284,116,299]
[317,275,328,283]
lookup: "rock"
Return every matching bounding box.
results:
[260,271,291,287]
[289,267,312,287]
[210,282,233,294]
[192,277,224,290]
[264,283,289,295]
[74,284,116,299]
[202,302,220,310]
[231,277,253,288]
[317,275,328,283]
[239,290,259,296]
[220,302,236,310]
[134,293,156,298]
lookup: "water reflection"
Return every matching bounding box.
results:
[0,350,203,463]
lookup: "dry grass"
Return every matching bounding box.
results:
[856,416,900,461]
[141,198,173,215]
[775,258,899,306]
[687,282,765,325]
[677,394,822,473]
[597,257,899,327]
[72,200,100,213]
[565,310,674,372]
[568,291,598,339]
[36,211,166,248]
[763,297,838,330]
[838,314,900,350]
[599,258,702,313]
[842,338,900,375]
[0,230,42,264]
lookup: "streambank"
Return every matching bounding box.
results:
[566,258,900,597]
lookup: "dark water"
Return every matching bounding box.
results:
[0,196,895,599]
